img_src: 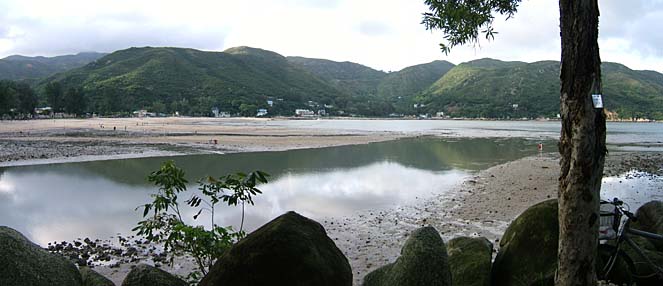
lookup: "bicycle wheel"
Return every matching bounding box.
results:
[597,244,636,284]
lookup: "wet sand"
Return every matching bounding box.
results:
[4,118,661,285]
[325,151,662,285]
[86,151,662,285]
[0,117,405,166]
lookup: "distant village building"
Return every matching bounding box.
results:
[35,107,52,115]
[512,104,519,110]
[133,110,149,118]
[414,103,426,108]
[266,100,274,107]
[212,107,231,118]
[256,108,268,117]
[295,109,315,117]
[435,111,445,118]
[324,104,334,109]
[317,109,326,116]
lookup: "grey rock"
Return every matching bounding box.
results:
[199,211,352,286]
[448,236,492,286]
[363,226,452,286]
[492,199,558,286]
[121,264,185,286]
[0,226,82,286]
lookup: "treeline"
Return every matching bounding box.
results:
[0,80,38,119]
[0,80,87,119]
[44,82,87,116]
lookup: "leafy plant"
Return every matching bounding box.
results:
[133,161,269,281]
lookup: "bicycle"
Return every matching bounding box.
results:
[597,198,663,284]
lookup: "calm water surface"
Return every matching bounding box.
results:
[219,120,663,148]
[3,119,663,245]
[0,137,543,245]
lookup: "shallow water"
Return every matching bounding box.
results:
[601,171,663,210]
[220,119,663,148]
[0,137,545,245]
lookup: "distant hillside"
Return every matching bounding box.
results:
[287,56,387,97]
[33,47,663,119]
[287,57,455,115]
[418,59,663,120]
[42,47,351,115]
[377,60,455,113]
[0,52,106,82]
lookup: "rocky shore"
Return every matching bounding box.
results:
[2,118,661,285]
[31,150,662,285]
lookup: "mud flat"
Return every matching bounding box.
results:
[0,117,406,166]
[79,151,662,285]
[325,151,662,285]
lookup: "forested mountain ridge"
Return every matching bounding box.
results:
[3,46,660,119]
[417,59,663,120]
[0,52,106,82]
[40,47,352,115]
[377,60,455,113]
[287,57,456,115]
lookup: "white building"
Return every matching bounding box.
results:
[257,109,268,117]
[295,109,315,117]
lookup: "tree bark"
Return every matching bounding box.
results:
[557,0,605,285]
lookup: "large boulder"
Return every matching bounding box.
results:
[363,264,393,286]
[0,226,82,286]
[622,235,663,285]
[121,264,186,286]
[199,211,352,286]
[80,267,115,286]
[447,236,493,286]
[632,200,663,251]
[492,199,558,286]
[362,226,452,286]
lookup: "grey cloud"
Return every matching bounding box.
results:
[600,0,663,57]
[276,0,340,9]
[358,21,392,36]
[2,16,227,56]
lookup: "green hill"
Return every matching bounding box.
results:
[32,48,663,119]
[377,60,455,113]
[0,52,106,82]
[287,56,387,97]
[287,57,455,115]
[42,47,350,115]
[418,59,663,120]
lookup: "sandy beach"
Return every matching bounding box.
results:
[2,118,662,285]
[0,117,406,166]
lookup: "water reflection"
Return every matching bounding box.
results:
[0,137,543,245]
[601,171,663,210]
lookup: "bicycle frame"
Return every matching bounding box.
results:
[610,207,663,277]
[599,199,663,280]
[621,223,663,276]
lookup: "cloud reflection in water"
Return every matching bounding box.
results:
[0,161,467,246]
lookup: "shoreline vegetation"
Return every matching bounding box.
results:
[1,117,662,285]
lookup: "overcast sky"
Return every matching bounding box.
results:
[1,0,662,72]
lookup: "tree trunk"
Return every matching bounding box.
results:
[557,0,605,285]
